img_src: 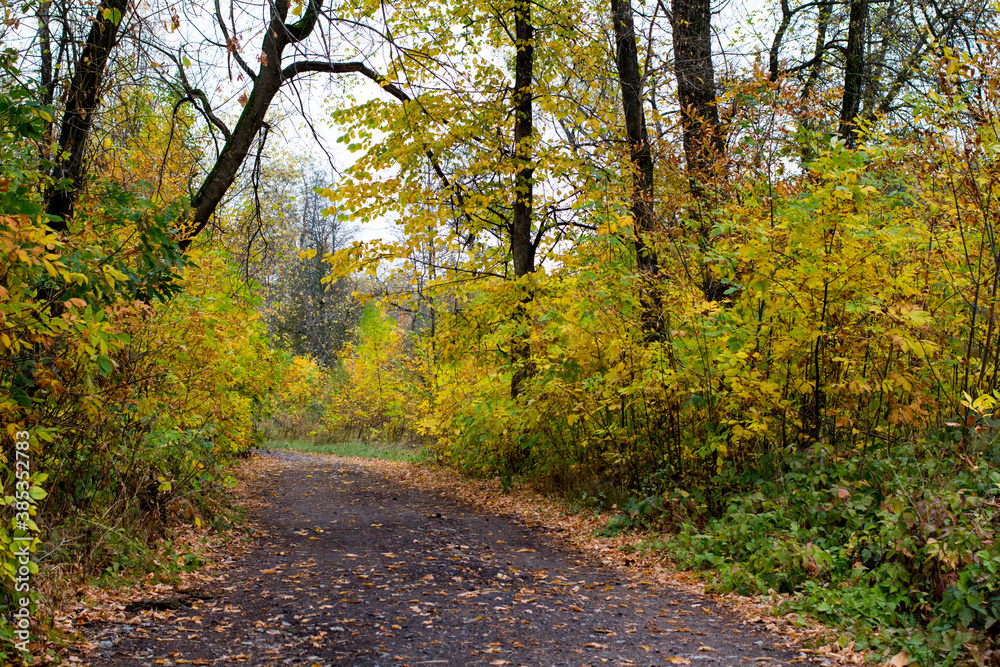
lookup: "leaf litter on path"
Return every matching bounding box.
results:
[73,450,856,666]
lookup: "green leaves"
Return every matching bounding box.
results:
[102,6,123,24]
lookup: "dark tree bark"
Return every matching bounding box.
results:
[802,2,833,99]
[671,0,726,301]
[610,0,661,335]
[44,0,130,230]
[767,0,981,146]
[37,0,53,108]
[510,2,535,283]
[838,0,868,147]
[180,0,324,250]
[671,0,723,186]
[36,0,56,153]
[797,2,833,164]
[769,0,794,82]
[510,0,536,399]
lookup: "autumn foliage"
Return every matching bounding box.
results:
[320,32,1000,662]
[5,0,1000,660]
[0,84,277,659]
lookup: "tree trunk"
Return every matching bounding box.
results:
[181,0,323,250]
[671,0,726,301]
[45,0,130,230]
[672,0,723,185]
[510,0,536,399]
[796,1,833,164]
[37,0,53,108]
[838,0,868,147]
[610,0,661,335]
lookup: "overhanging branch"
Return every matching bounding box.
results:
[281,60,410,102]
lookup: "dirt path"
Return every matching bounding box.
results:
[85,452,810,667]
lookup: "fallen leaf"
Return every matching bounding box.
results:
[890,651,910,667]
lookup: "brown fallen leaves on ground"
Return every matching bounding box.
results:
[292,453,872,667]
[39,451,872,666]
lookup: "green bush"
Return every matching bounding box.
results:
[619,440,1000,664]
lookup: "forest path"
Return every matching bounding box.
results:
[86,451,809,667]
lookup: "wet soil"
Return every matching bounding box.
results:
[86,451,807,667]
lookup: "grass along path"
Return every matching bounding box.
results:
[262,439,423,462]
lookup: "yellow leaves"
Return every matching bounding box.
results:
[887,331,939,360]
[41,258,59,277]
[803,275,825,290]
[325,239,408,280]
[102,265,128,288]
[63,271,89,285]
[599,215,627,237]
[316,59,1000,531]
[962,390,998,416]
[887,303,933,327]
[32,107,54,123]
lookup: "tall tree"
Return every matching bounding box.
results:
[671,0,723,186]
[44,0,130,227]
[29,0,420,252]
[509,0,536,398]
[610,0,661,334]
[266,170,360,365]
[671,0,726,301]
[767,0,994,143]
[838,0,868,146]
